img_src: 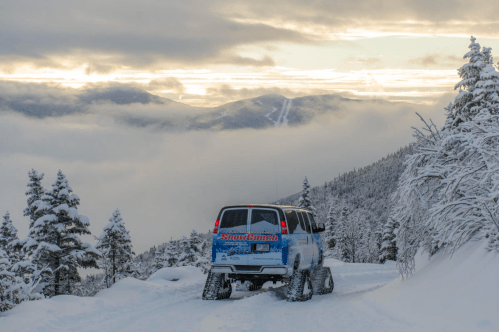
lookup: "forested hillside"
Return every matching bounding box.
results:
[276,147,409,263]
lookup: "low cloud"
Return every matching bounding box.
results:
[0,95,449,254]
[407,54,464,68]
[147,77,185,94]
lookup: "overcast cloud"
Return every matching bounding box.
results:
[1,0,499,74]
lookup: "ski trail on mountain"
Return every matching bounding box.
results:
[282,98,293,127]
[276,98,289,127]
[265,106,278,126]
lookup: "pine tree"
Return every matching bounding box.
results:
[96,209,134,287]
[176,236,197,267]
[449,36,488,128]
[189,230,210,273]
[379,217,399,263]
[0,249,17,312]
[25,170,99,296]
[0,212,19,260]
[298,176,317,216]
[324,199,338,251]
[342,209,364,263]
[163,238,178,267]
[23,169,45,229]
[0,249,42,312]
[334,202,350,262]
[152,247,167,272]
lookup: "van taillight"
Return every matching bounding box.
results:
[280,220,288,235]
[213,220,220,234]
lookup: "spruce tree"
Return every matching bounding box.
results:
[152,247,167,272]
[334,202,350,262]
[0,248,16,312]
[163,238,178,267]
[324,200,338,251]
[379,217,399,263]
[298,176,317,216]
[96,209,134,287]
[449,36,488,128]
[23,169,45,229]
[0,212,19,260]
[189,230,210,273]
[0,249,41,312]
[25,170,99,296]
[176,236,196,267]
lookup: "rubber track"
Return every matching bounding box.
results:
[202,272,232,300]
[311,267,334,295]
[286,270,313,302]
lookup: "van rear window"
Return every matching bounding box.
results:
[220,209,248,233]
[250,209,279,234]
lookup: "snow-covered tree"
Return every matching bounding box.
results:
[449,36,488,128]
[334,203,349,261]
[341,209,365,263]
[96,209,134,287]
[152,248,165,272]
[23,169,45,228]
[379,217,399,263]
[298,176,317,216]
[0,212,19,260]
[163,238,178,268]
[393,37,499,277]
[25,170,99,296]
[176,236,196,267]
[0,249,43,312]
[324,199,339,252]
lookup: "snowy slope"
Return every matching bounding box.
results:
[1,241,497,332]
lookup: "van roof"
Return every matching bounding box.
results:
[217,204,312,220]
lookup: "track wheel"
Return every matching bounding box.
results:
[202,271,232,300]
[311,267,334,295]
[286,270,313,302]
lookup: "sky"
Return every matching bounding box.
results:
[1,0,499,256]
[1,0,499,107]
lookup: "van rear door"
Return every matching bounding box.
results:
[247,208,283,266]
[214,208,250,265]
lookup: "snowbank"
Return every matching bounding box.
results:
[363,240,499,332]
[0,244,497,332]
[148,266,205,285]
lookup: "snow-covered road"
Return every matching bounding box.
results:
[1,260,402,332]
[2,241,498,332]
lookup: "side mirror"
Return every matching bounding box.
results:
[314,223,325,233]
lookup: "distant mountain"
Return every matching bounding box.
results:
[0,86,399,131]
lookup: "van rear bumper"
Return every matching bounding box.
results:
[211,265,288,275]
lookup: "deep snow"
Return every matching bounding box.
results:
[1,240,498,332]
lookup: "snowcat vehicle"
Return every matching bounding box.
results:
[202,204,334,301]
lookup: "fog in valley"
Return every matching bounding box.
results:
[0,95,449,254]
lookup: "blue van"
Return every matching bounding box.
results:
[202,204,334,301]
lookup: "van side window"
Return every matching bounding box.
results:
[285,211,298,234]
[307,213,317,230]
[285,210,306,234]
[220,209,248,233]
[299,212,311,233]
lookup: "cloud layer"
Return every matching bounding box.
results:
[1,0,498,75]
[0,94,449,254]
